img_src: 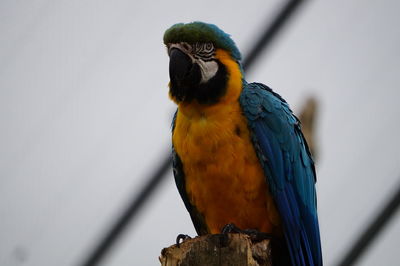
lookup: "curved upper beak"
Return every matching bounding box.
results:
[169,48,192,81]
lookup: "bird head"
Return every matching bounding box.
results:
[164,22,243,105]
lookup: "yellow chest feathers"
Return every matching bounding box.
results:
[172,101,281,233]
[173,101,254,173]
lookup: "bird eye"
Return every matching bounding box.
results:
[192,42,215,61]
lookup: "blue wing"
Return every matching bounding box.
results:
[240,82,322,266]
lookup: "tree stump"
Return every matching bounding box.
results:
[159,234,271,266]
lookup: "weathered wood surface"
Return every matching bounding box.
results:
[159,234,271,266]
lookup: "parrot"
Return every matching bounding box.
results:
[164,21,322,266]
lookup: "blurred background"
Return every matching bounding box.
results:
[1,0,400,265]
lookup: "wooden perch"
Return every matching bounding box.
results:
[159,234,271,266]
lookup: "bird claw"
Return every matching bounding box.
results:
[176,234,191,247]
[221,223,273,242]
[221,223,242,234]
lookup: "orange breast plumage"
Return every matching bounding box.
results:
[172,86,281,235]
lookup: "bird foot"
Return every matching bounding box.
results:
[221,223,273,242]
[221,223,242,234]
[176,234,192,247]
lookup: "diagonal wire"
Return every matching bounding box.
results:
[80,1,307,265]
[80,155,172,266]
[242,0,305,72]
[336,180,400,266]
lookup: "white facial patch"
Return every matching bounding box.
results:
[197,59,218,83]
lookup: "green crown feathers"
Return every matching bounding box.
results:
[163,21,242,62]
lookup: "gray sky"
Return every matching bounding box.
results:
[1,0,400,266]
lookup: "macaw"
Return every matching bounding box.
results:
[164,21,322,266]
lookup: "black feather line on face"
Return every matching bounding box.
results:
[169,60,228,105]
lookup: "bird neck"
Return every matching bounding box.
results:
[178,49,243,120]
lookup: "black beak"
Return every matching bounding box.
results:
[169,48,192,81]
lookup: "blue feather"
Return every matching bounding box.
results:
[240,82,323,266]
